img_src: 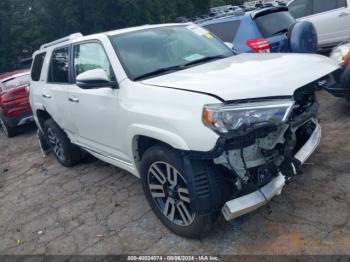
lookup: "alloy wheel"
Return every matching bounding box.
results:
[47,127,65,162]
[147,161,195,226]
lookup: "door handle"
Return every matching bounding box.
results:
[42,94,52,99]
[339,11,349,17]
[68,97,79,103]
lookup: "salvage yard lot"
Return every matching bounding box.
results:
[1,91,350,255]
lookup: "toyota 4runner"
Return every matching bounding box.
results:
[30,23,339,238]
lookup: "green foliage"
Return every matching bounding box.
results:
[210,0,227,8]
[0,0,210,72]
[210,0,245,7]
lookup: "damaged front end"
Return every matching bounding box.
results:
[201,82,321,221]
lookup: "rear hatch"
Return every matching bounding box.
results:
[252,7,296,53]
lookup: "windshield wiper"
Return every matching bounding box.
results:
[183,55,227,67]
[133,55,227,81]
[271,28,289,36]
[134,65,186,81]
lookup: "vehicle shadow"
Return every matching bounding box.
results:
[0,123,38,138]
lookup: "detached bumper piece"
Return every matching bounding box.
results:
[221,121,321,221]
[323,67,350,98]
[222,173,285,221]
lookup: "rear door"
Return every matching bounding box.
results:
[29,52,46,115]
[43,46,73,134]
[289,0,350,46]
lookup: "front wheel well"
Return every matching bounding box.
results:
[133,136,171,170]
[36,110,52,131]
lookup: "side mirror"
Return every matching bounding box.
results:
[76,69,117,89]
[224,42,234,50]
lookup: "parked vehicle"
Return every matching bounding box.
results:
[324,42,350,100]
[30,24,338,238]
[199,6,318,54]
[288,0,350,49]
[12,57,33,71]
[0,70,33,137]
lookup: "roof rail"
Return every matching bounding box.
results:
[40,33,83,49]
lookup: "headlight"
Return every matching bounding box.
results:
[202,99,295,134]
[330,43,350,66]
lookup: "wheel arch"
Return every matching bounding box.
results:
[36,109,52,132]
[128,125,190,171]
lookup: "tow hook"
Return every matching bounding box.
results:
[280,157,302,183]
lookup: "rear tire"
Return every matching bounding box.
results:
[140,145,225,239]
[44,119,81,167]
[0,117,17,138]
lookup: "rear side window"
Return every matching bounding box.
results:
[255,11,295,38]
[313,0,337,14]
[204,20,241,43]
[31,53,46,81]
[2,75,30,91]
[49,47,70,83]
[289,0,313,18]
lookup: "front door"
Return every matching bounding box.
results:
[68,41,129,162]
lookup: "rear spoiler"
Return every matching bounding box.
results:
[251,6,289,19]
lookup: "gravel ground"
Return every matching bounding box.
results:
[0,91,350,255]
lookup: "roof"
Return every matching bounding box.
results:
[198,6,288,25]
[37,23,189,54]
[105,23,188,36]
[250,6,288,18]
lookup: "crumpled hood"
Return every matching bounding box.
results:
[141,53,339,101]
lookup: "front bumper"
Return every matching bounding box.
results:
[324,66,350,98]
[221,121,322,221]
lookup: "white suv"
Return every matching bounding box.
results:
[288,0,350,48]
[29,23,338,238]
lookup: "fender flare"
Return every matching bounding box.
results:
[127,124,190,164]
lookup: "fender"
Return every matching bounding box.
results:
[128,124,190,153]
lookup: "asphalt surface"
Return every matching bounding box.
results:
[1,91,350,255]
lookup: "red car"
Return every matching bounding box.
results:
[0,70,33,137]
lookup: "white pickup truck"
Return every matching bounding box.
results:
[29,23,339,238]
[288,0,350,48]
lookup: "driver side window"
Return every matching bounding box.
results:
[74,42,116,81]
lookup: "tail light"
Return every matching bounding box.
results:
[246,38,271,53]
[0,86,28,103]
[0,85,31,117]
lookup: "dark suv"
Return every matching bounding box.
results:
[199,7,318,54]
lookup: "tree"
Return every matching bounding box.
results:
[0,0,211,72]
[210,0,226,7]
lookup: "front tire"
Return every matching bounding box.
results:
[140,145,223,239]
[44,119,81,167]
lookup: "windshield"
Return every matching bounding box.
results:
[1,74,30,91]
[110,25,233,80]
